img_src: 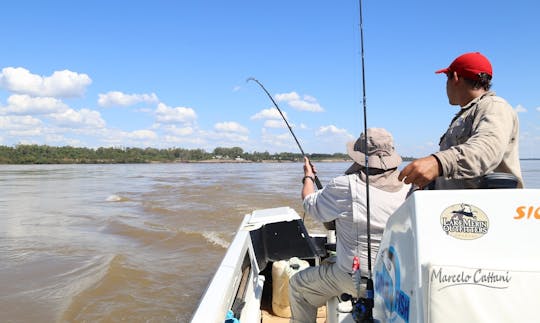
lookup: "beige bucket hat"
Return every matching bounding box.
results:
[346,128,402,171]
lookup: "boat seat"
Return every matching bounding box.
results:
[250,219,324,271]
[479,172,519,189]
[424,172,519,190]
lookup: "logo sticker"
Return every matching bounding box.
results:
[375,246,410,323]
[440,203,489,240]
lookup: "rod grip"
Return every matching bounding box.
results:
[314,175,323,190]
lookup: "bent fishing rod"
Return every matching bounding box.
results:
[247,77,323,190]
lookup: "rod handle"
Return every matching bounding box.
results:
[314,175,323,190]
[307,160,322,190]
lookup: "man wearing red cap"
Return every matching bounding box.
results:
[399,52,524,189]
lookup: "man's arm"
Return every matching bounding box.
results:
[398,155,442,189]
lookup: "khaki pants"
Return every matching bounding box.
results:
[288,262,357,323]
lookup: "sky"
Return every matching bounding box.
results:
[0,0,538,158]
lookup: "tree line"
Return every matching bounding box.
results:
[0,144,363,164]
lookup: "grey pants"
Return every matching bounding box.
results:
[288,262,357,323]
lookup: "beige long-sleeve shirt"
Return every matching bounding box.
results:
[434,91,524,189]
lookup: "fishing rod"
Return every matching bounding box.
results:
[247,77,323,190]
[350,0,374,322]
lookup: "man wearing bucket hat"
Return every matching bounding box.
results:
[399,52,523,189]
[289,128,410,323]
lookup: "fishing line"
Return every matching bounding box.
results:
[247,77,323,190]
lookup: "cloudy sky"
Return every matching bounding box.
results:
[1,0,539,157]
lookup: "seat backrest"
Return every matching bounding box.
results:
[479,172,518,189]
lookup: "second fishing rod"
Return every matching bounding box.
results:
[247,77,323,190]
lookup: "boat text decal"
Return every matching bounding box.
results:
[375,246,410,323]
[440,203,489,240]
[515,206,540,220]
[431,267,512,291]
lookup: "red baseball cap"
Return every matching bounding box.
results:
[435,52,493,80]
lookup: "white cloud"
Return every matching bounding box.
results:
[162,125,194,136]
[214,121,249,134]
[98,91,159,107]
[127,130,157,140]
[97,128,159,147]
[209,131,249,143]
[260,129,295,149]
[536,106,540,112]
[316,125,350,136]
[315,125,355,143]
[264,119,287,128]
[155,103,197,124]
[49,108,106,128]
[0,67,92,98]
[43,134,81,146]
[0,115,43,139]
[275,91,324,112]
[0,115,42,129]
[250,108,286,120]
[162,134,206,146]
[8,128,42,137]
[515,104,527,113]
[275,92,300,101]
[289,99,323,112]
[2,94,69,115]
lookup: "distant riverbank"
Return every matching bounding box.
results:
[183,158,351,164]
[4,144,535,165]
[0,144,364,165]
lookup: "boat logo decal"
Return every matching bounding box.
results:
[515,205,540,220]
[375,246,410,323]
[440,203,489,240]
[430,266,512,291]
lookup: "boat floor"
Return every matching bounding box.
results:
[261,306,326,323]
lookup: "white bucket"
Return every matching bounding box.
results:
[271,257,310,318]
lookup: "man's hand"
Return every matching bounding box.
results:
[302,157,317,199]
[303,156,316,177]
[398,155,440,189]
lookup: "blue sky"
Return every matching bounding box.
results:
[0,1,538,158]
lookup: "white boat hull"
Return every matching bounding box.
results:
[192,189,540,322]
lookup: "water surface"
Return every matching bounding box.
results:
[0,161,538,322]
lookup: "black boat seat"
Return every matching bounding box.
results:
[250,219,325,271]
[479,172,519,189]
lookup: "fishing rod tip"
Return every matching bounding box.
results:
[246,77,257,83]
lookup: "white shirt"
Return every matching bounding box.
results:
[303,173,410,275]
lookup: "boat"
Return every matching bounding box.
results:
[191,186,540,322]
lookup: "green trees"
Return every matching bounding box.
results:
[0,144,353,164]
[212,147,244,159]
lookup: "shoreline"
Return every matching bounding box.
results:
[178,158,351,164]
[4,158,538,166]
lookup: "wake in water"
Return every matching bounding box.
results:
[202,231,231,249]
[106,194,130,202]
[0,254,114,323]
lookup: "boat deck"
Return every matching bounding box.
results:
[261,306,326,322]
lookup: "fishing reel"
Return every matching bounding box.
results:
[341,278,374,323]
[341,280,374,323]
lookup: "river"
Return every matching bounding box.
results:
[1,160,539,322]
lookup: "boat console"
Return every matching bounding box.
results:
[373,188,540,323]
